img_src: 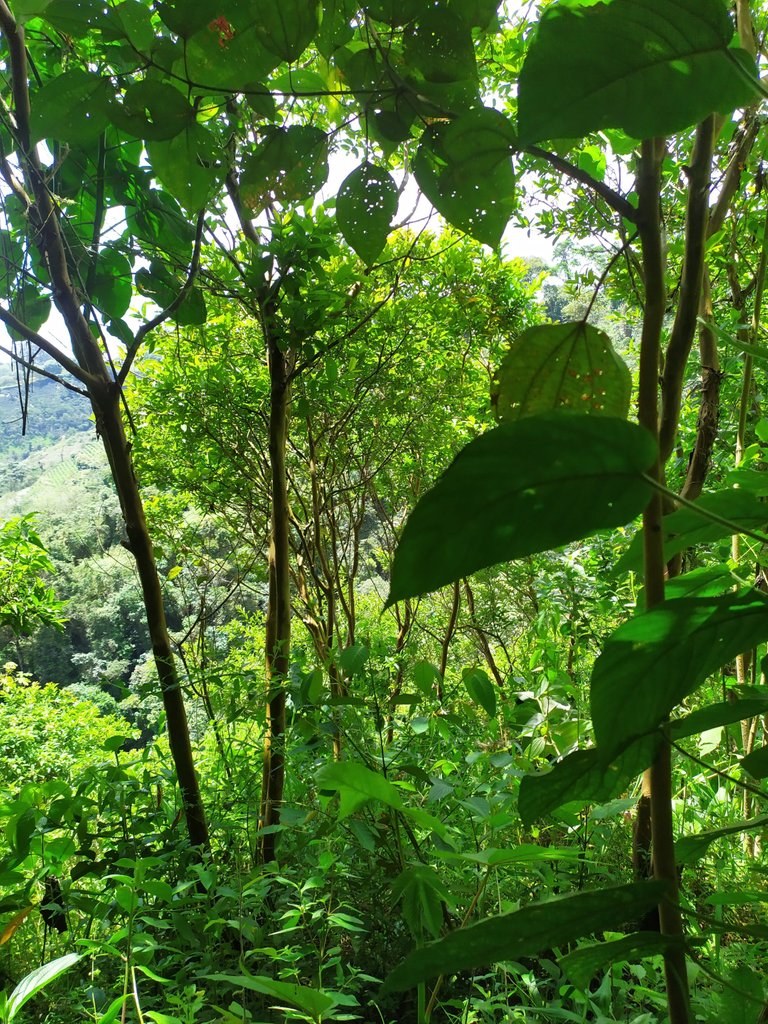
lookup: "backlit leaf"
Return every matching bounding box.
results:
[413,107,516,247]
[463,667,496,717]
[337,163,398,265]
[492,322,631,421]
[316,762,403,818]
[518,0,759,144]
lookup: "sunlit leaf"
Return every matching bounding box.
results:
[383,882,669,992]
[388,413,656,604]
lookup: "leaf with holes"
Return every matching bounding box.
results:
[413,107,516,247]
[492,322,631,422]
[337,163,398,265]
[240,126,329,212]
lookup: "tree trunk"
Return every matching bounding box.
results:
[0,7,208,851]
[259,335,292,864]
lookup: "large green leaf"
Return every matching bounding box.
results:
[382,881,669,992]
[518,0,759,144]
[7,953,81,1019]
[337,163,398,265]
[676,816,768,865]
[492,322,631,421]
[462,667,496,717]
[518,736,659,825]
[203,974,335,1020]
[148,124,221,212]
[110,81,194,142]
[403,8,476,88]
[613,488,768,577]
[253,0,321,61]
[560,932,686,989]
[184,20,280,89]
[89,249,133,320]
[413,107,516,248]
[316,762,403,818]
[240,126,329,211]
[672,698,768,742]
[741,745,768,779]
[387,413,656,604]
[30,70,109,144]
[592,592,768,761]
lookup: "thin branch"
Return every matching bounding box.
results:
[0,303,96,385]
[671,740,768,801]
[525,144,638,223]
[117,211,205,385]
[0,342,89,395]
[659,116,716,463]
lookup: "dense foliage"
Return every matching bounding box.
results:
[0,1,768,1022]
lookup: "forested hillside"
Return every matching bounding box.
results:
[0,2,768,1023]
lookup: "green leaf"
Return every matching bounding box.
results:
[614,488,768,577]
[676,816,768,865]
[671,699,768,742]
[7,953,81,1019]
[184,20,280,90]
[108,1,155,51]
[203,974,335,1020]
[110,81,194,142]
[438,844,583,866]
[592,593,768,761]
[560,932,686,989]
[30,70,109,144]
[148,124,220,212]
[387,413,656,604]
[135,261,207,325]
[254,0,321,61]
[741,744,768,779]
[392,865,453,940]
[413,107,516,248]
[413,661,441,697]
[492,322,631,421]
[382,881,669,992]
[337,163,398,265]
[41,0,110,36]
[89,249,133,320]
[316,762,403,818]
[518,0,759,144]
[518,735,659,825]
[240,126,329,212]
[403,8,477,88]
[463,667,496,717]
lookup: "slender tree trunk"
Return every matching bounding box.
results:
[680,275,720,502]
[636,137,691,1024]
[98,391,209,847]
[0,6,209,851]
[259,335,292,864]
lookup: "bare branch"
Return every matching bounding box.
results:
[525,144,638,224]
[0,303,97,386]
[0,342,89,395]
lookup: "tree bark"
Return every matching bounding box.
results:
[259,333,292,864]
[0,4,208,851]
